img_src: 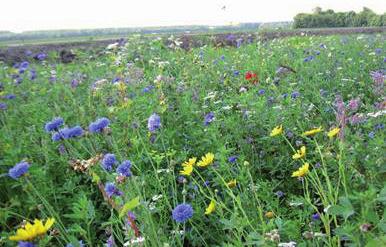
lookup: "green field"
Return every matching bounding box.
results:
[0,33,385,246]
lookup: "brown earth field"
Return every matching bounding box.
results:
[0,26,385,64]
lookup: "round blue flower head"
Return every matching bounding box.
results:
[228,155,238,163]
[52,131,64,141]
[312,213,320,221]
[45,117,64,132]
[18,241,36,247]
[102,153,116,171]
[291,91,300,99]
[116,160,132,177]
[172,203,193,223]
[105,182,122,197]
[89,117,110,133]
[35,52,47,61]
[67,126,83,138]
[4,94,16,99]
[20,61,29,69]
[148,113,161,132]
[204,112,215,126]
[52,126,83,141]
[9,161,30,179]
[0,102,7,110]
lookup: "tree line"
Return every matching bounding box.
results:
[294,7,386,28]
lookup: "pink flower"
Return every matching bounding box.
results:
[348,98,360,111]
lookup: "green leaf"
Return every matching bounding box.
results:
[329,197,354,220]
[119,197,140,218]
[377,184,386,205]
[91,172,100,184]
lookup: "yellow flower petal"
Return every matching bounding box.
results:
[179,164,194,176]
[44,218,55,231]
[9,218,55,242]
[270,125,283,137]
[227,179,237,188]
[327,127,340,138]
[205,200,216,215]
[292,146,306,160]
[292,163,310,178]
[197,153,214,167]
[303,126,323,136]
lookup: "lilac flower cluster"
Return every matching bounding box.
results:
[148,113,161,132]
[370,71,385,95]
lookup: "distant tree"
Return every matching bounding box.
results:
[293,7,384,28]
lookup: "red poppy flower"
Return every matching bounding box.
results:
[245,71,258,83]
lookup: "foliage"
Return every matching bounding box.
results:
[294,7,386,28]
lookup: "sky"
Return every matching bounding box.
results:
[1,0,385,32]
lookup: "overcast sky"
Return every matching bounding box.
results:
[1,0,385,32]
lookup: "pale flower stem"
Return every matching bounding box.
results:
[313,140,337,204]
[211,169,257,232]
[338,141,348,196]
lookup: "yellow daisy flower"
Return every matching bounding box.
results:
[327,127,340,138]
[303,126,323,136]
[179,164,193,176]
[197,153,215,167]
[270,125,283,137]
[292,163,310,178]
[292,146,306,160]
[179,157,196,176]
[184,157,197,167]
[205,200,216,215]
[9,218,55,241]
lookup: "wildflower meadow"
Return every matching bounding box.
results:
[0,33,385,246]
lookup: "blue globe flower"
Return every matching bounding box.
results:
[0,102,7,110]
[9,161,30,179]
[204,112,215,126]
[148,113,161,132]
[18,241,36,247]
[44,117,64,132]
[51,126,83,141]
[102,153,116,171]
[89,117,110,133]
[228,155,238,163]
[105,182,122,197]
[172,203,193,223]
[116,160,132,177]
